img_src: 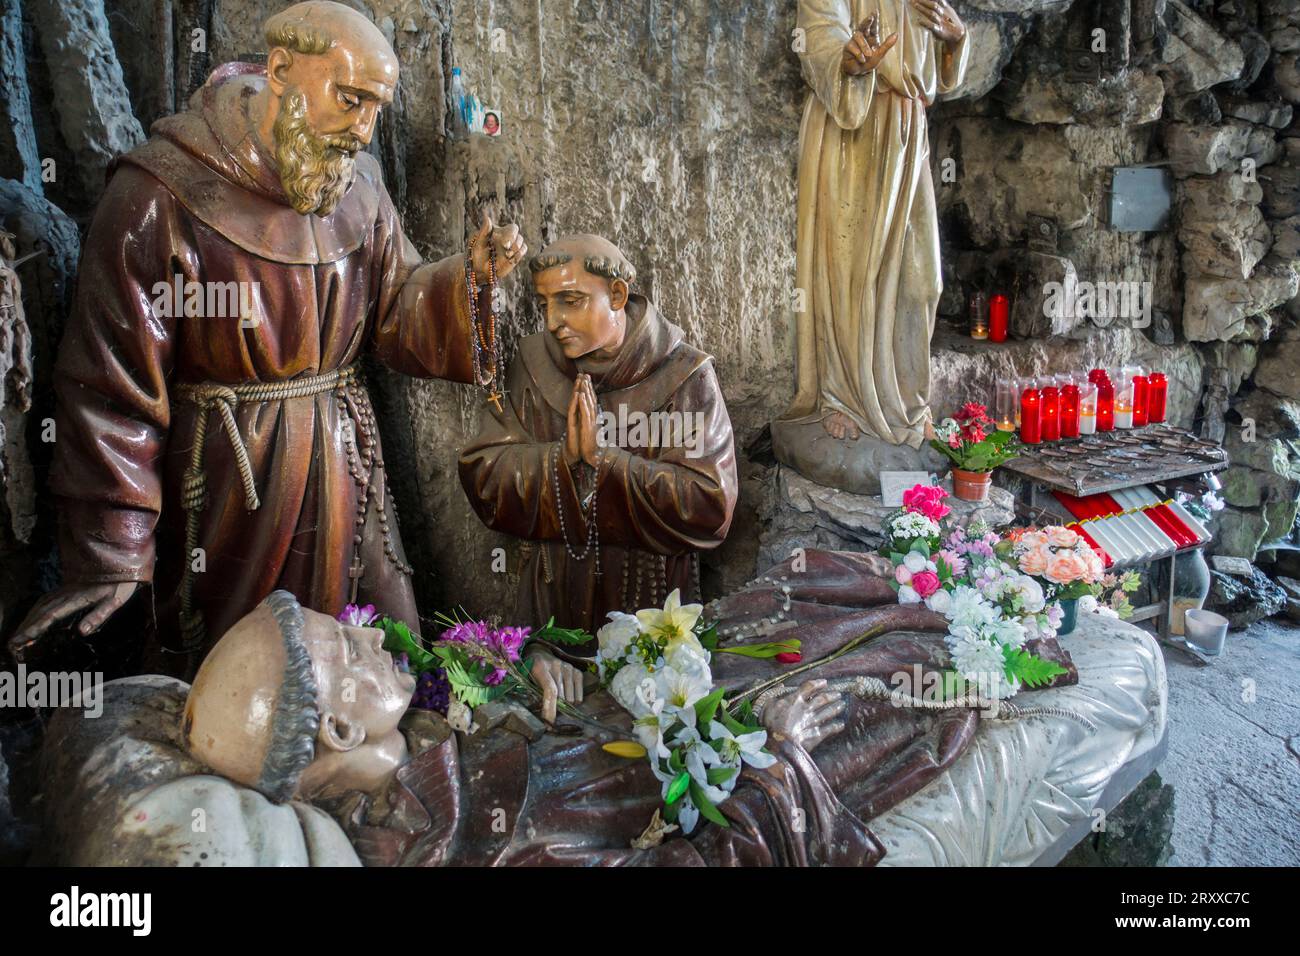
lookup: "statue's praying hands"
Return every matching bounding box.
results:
[563,373,601,468]
[840,13,898,76]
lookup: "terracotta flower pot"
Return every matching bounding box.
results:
[951,468,992,502]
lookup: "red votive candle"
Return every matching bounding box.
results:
[989,294,1009,343]
[1095,374,1115,431]
[1147,372,1168,423]
[1061,381,1081,438]
[1020,385,1042,444]
[1132,374,1149,427]
[1040,381,1061,441]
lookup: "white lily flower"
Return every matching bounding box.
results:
[653,665,712,729]
[709,720,776,770]
[672,726,729,804]
[637,588,705,651]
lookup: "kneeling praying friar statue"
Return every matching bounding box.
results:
[458,235,739,631]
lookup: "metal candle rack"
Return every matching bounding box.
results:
[1002,426,1228,652]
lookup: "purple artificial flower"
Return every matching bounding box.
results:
[339,603,380,627]
[441,619,492,644]
[490,625,530,662]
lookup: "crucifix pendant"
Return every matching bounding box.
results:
[487,390,504,414]
[349,560,365,603]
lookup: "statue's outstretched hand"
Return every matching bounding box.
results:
[910,0,966,44]
[841,14,898,76]
[529,649,585,723]
[470,210,527,281]
[8,581,139,661]
[762,679,847,753]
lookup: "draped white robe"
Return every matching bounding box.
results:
[782,0,969,448]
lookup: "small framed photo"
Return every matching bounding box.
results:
[481,108,502,137]
[880,471,937,507]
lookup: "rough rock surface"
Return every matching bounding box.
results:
[757,467,1015,572]
[1207,565,1288,627]
[27,0,145,199]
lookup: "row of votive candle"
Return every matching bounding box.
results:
[996,368,1168,445]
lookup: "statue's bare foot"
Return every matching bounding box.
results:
[822,412,860,441]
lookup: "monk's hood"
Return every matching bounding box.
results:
[115,63,381,265]
[522,295,714,417]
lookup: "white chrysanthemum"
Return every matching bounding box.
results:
[947,586,995,629]
[1006,574,1046,613]
[1077,594,1099,614]
[990,616,1027,649]
[946,631,1018,700]
[892,512,941,539]
[597,611,641,658]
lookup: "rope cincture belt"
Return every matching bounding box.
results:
[172,364,360,652]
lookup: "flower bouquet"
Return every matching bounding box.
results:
[993,522,1138,634]
[930,402,1018,502]
[882,487,1069,699]
[597,590,794,834]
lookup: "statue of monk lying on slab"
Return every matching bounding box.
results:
[34,548,1087,866]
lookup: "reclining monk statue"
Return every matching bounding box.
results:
[10,1,528,671]
[36,588,946,866]
[38,562,1049,866]
[458,235,739,632]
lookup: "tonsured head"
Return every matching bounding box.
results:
[260,2,398,215]
[182,590,415,802]
[528,235,637,360]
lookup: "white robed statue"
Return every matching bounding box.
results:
[775,0,970,491]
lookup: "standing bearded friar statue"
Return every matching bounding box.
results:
[772,0,969,494]
[9,1,528,671]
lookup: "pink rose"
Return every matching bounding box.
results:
[911,570,941,599]
[1045,551,1088,585]
[895,564,912,585]
[1047,527,1080,549]
[1018,546,1051,577]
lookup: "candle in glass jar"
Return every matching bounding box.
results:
[1079,383,1098,435]
[969,291,988,340]
[994,377,1016,431]
[1040,378,1061,441]
[1147,371,1168,423]
[1020,385,1042,444]
[1096,374,1115,431]
[1132,374,1149,427]
[1115,378,1134,429]
[1061,379,1081,438]
[989,294,1009,343]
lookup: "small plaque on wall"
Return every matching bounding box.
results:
[880,471,937,507]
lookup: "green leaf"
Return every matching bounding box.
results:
[718,707,748,736]
[695,622,720,652]
[889,551,906,565]
[694,687,726,725]
[532,616,593,646]
[662,797,681,824]
[706,766,738,786]
[715,639,800,659]
[689,781,730,829]
[668,747,685,773]
[380,617,435,674]
[665,770,691,806]
[1003,648,1068,688]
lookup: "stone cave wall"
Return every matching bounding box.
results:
[1,0,1298,630]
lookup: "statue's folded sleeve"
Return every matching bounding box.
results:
[798,0,878,131]
[51,166,184,585]
[369,185,477,384]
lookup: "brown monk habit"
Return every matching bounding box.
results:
[459,295,738,631]
[50,65,482,658]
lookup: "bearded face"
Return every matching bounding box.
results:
[272,87,364,217]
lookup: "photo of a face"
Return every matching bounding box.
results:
[483,109,501,136]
